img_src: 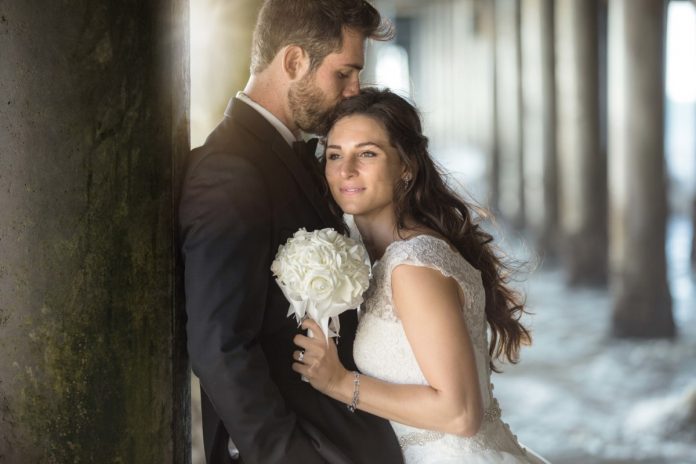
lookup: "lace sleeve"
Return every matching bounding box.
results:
[382,235,484,319]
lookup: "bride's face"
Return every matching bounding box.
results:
[324,114,405,219]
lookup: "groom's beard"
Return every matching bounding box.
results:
[288,72,336,134]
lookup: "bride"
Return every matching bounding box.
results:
[292,88,549,463]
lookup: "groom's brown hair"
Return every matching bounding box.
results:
[250,0,393,74]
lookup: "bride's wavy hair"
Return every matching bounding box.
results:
[320,88,531,370]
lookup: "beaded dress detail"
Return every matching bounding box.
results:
[353,235,549,464]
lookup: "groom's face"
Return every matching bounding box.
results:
[288,28,365,133]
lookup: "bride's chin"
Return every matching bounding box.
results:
[334,202,360,216]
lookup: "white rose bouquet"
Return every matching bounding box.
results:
[271,228,371,343]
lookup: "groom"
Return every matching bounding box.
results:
[179,1,403,463]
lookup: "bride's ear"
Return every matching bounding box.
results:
[401,166,413,183]
[401,171,413,186]
[282,45,310,81]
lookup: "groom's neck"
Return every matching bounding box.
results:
[243,75,298,136]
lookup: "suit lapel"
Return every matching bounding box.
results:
[225,98,338,229]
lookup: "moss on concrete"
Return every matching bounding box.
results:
[5,1,187,462]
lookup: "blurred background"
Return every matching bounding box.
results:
[189,0,696,463]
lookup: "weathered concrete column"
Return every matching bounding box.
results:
[555,0,607,285]
[495,0,525,227]
[488,0,501,212]
[0,1,190,462]
[608,0,674,337]
[693,2,696,266]
[521,0,557,255]
[692,199,696,264]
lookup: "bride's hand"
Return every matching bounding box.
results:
[292,319,350,395]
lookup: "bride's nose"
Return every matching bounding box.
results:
[340,157,358,178]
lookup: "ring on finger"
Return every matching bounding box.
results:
[297,350,305,362]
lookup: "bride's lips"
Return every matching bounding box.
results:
[339,186,366,195]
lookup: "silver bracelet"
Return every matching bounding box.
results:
[347,371,360,412]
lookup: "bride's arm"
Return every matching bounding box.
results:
[293,264,484,437]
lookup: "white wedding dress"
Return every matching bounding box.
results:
[353,235,550,464]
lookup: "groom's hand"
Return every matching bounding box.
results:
[293,320,350,398]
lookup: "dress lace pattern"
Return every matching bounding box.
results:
[353,235,549,464]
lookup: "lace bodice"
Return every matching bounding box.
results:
[353,235,547,463]
[363,235,487,348]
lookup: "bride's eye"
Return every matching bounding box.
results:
[359,151,377,158]
[326,152,341,160]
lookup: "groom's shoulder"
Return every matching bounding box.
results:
[197,115,257,156]
[185,118,268,177]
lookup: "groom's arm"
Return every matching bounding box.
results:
[180,150,325,464]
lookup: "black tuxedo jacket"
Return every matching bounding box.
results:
[179,97,403,464]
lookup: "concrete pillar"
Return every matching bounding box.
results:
[416,0,474,149]
[413,3,445,142]
[0,1,190,462]
[495,0,525,228]
[555,0,607,285]
[465,0,498,205]
[608,0,674,337]
[404,1,493,203]
[362,0,394,85]
[692,198,696,264]
[521,0,557,255]
[469,0,497,152]
[488,0,501,212]
[693,115,696,266]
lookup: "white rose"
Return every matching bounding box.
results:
[303,270,336,309]
[271,228,371,341]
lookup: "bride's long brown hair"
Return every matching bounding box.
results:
[321,88,531,370]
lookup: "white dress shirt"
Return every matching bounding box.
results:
[236,91,301,147]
